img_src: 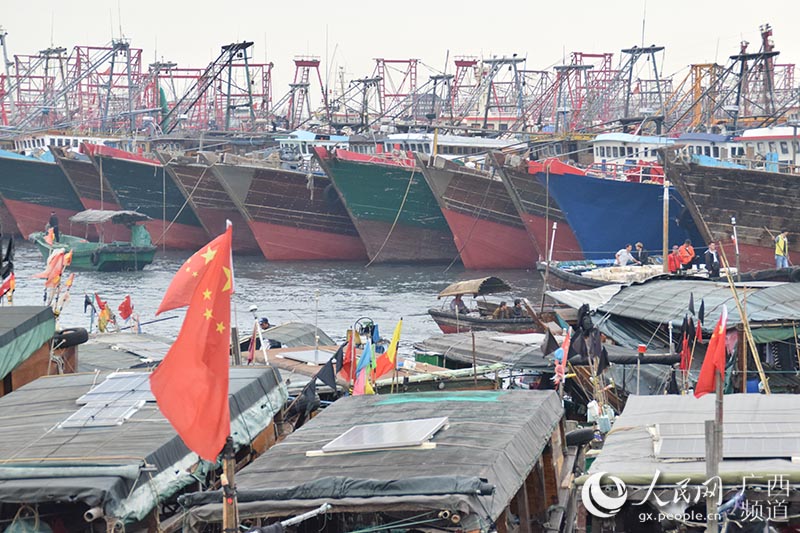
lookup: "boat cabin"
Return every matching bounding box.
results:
[736,125,800,169]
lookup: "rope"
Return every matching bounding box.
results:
[154,154,214,246]
[364,166,417,267]
[443,164,496,273]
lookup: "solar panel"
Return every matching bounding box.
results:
[60,399,145,428]
[653,422,800,459]
[322,416,449,453]
[76,372,154,405]
[281,349,335,365]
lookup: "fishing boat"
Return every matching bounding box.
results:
[313,146,458,263]
[528,157,704,261]
[666,152,800,272]
[493,152,583,261]
[539,259,669,290]
[428,276,550,334]
[0,149,87,238]
[156,152,261,254]
[204,152,368,261]
[49,146,132,243]
[419,154,539,269]
[82,143,210,250]
[29,210,156,271]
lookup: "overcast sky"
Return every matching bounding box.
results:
[3,0,799,101]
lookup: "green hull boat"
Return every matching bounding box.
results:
[29,210,157,272]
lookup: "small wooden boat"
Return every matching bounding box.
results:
[428,276,554,334]
[540,259,668,291]
[29,210,157,271]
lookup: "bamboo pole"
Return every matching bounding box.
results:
[221,436,239,533]
[717,241,770,393]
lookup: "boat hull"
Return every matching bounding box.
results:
[421,156,537,269]
[314,148,457,263]
[160,155,260,254]
[668,161,799,272]
[84,144,209,250]
[0,153,87,238]
[428,309,540,334]
[494,155,583,261]
[31,233,156,271]
[209,157,367,261]
[534,161,703,261]
[537,262,614,291]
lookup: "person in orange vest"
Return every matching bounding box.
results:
[667,245,681,274]
[678,239,696,271]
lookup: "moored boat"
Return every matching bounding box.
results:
[428,276,549,334]
[83,144,210,250]
[529,157,703,261]
[419,154,538,269]
[0,149,87,238]
[666,154,800,272]
[29,210,157,271]
[205,152,368,261]
[493,153,583,261]
[157,152,261,254]
[313,147,458,263]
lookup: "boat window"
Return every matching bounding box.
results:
[795,141,800,151]
[644,148,649,158]
[612,147,618,157]
[757,142,765,152]
[627,147,633,156]
[780,141,789,154]
[73,139,79,148]
[499,123,508,131]
[768,142,777,153]
[713,146,719,158]
[424,144,430,153]
[704,146,710,156]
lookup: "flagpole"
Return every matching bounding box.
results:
[221,436,239,533]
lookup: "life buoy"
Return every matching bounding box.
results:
[53,327,89,348]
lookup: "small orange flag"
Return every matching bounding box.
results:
[150,226,233,460]
[156,230,233,315]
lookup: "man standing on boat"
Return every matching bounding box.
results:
[615,244,639,266]
[668,245,681,274]
[775,230,790,269]
[678,239,695,271]
[704,242,720,277]
[48,211,60,242]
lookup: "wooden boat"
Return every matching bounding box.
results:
[539,259,667,290]
[428,276,551,334]
[29,210,156,271]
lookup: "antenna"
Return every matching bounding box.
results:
[640,0,647,48]
[117,0,123,39]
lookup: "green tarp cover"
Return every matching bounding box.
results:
[0,307,54,380]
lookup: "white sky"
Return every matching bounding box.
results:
[2,0,799,102]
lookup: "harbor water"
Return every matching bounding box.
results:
[10,241,546,349]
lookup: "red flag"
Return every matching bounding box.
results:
[95,292,107,311]
[156,230,233,315]
[118,295,133,321]
[679,332,690,371]
[694,306,729,398]
[338,332,356,381]
[247,321,258,364]
[149,226,233,460]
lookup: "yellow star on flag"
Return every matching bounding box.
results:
[216,321,225,333]
[201,246,218,264]
[222,266,232,292]
[203,289,212,300]
[204,308,213,320]
[192,271,198,277]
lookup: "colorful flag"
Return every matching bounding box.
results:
[688,292,695,316]
[553,330,570,386]
[337,334,355,380]
[247,321,258,364]
[355,339,373,376]
[44,228,54,245]
[316,359,338,392]
[385,319,402,364]
[118,295,133,321]
[156,230,235,315]
[149,226,234,461]
[694,306,729,398]
[0,272,14,298]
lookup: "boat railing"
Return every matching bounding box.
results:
[729,156,800,175]
[586,161,665,184]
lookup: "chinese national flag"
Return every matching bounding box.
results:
[694,306,729,398]
[156,229,234,315]
[149,226,233,461]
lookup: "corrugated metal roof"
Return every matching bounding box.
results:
[597,279,800,330]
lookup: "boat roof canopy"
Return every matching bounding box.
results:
[69,209,152,225]
[438,277,512,299]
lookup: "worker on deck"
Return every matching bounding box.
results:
[48,211,60,242]
[493,301,511,319]
[450,295,469,315]
[511,299,528,318]
[775,230,790,269]
[678,239,695,271]
[668,245,681,274]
